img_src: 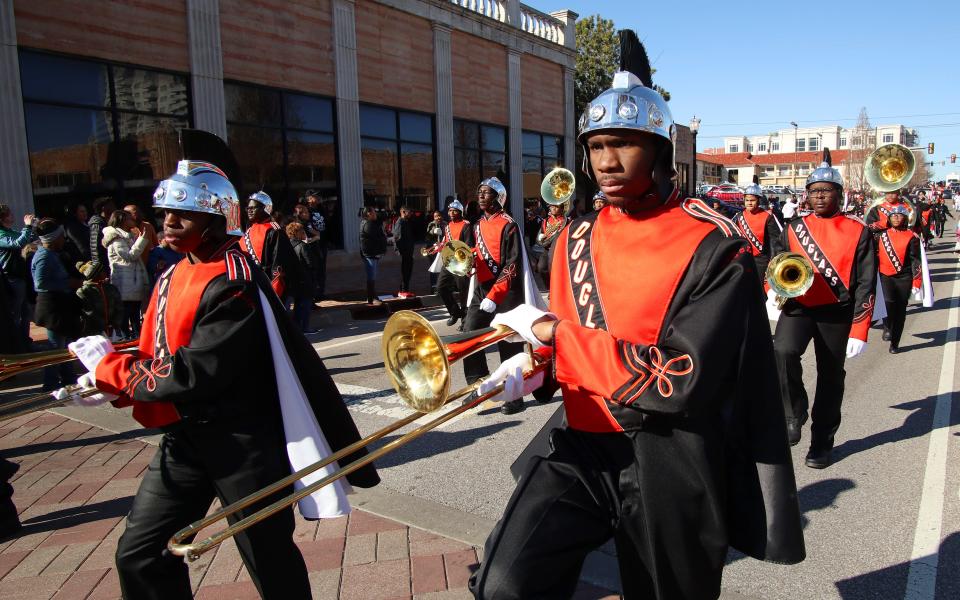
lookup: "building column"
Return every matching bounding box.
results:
[0,0,33,218]
[562,65,575,172]
[507,48,523,235]
[433,23,454,207]
[333,0,362,253]
[186,0,227,140]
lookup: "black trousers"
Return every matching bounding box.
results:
[881,273,912,347]
[436,268,468,319]
[116,421,311,600]
[535,249,552,289]
[399,251,414,292]
[461,290,524,384]
[773,305,851,448]
[469,427,726,600]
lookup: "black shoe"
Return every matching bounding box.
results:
[882,329,891,341]
[500,399,526,415]
[446,314,460,327]
[786,419,801,446]
[805,447,833,469]
[889,344,899,354]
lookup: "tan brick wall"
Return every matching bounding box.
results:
[355,2,433,112]
[450,31,508,126]
[521,54,563,135]
[14,0,189,71]
[220,0,335,96]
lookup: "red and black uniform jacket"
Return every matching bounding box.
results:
[93,242,378,488]
[773,212,877,341]
[472,211,523,309]
[534,192,804,564]
[877,228,922,287]
[733,208,780,281]
[427,219,474,255]
[242,221,299,298]
[539,214,568,249]
[866,200,910,232]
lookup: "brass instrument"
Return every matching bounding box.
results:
[766,252,815,309]
[167,310,549,560]
[0,384,94,423]
[865,196,917,228]
[540,167,576,206]
[0,340,139,383]
[864,143,917,193]
[420,246,434,257]
[440,239,474,277]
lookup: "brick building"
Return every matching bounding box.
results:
[0,0,576,255]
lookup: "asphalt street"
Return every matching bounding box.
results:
[316,224,960,600]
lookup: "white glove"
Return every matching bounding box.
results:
[479,298,497,313]
[476,353,545,404]
[52,372,117,407]
[68,335,115,373]
[911,287,923,301]
[845,338,867,359]
[765,289,782,321]
[490,304,557,349]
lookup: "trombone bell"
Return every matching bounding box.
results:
[540,167,576,206]
[865,143,917,192]
[766,252,814,309]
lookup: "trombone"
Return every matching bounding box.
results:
[167,310,549,561]
[0,340,139,383]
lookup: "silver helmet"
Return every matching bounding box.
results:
[153,160,242,236]
[577,31,676,197]
[478,177,507,205]
[806,148,844,190]
[248,191,273,214]
[743,184,764,198]
[447,198,465,213]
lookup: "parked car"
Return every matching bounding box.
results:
[705,183,744,205]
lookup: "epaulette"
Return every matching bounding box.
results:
[680,198,741,238]
[224,249,253,281]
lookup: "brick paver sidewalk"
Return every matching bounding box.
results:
[0,411,615,600]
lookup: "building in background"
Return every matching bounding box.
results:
[721,124,918,156]
[0,0,576,255]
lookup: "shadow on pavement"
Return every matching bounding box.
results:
[20,496,134,534]
[2,431,153,459]
[896,327,958,353]
[368,421,520,469]
[831,394,960,465]
[834,532,960,599]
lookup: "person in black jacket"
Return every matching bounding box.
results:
[394,206,416,297]
[359,207,387,305]
[87,196,115,268]
[63,203,91,263]
[285,221,318,333]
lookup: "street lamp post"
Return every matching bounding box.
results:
[790,121,799,187]
[689,116,701,197]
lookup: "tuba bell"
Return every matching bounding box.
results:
[540,167,576,206]
[766,252,814,309]
[864,143,916,193]
[440,239,474,277]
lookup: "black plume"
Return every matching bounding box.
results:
[619,30,653,88]
[753,175,759,184]
[822,148,832,166]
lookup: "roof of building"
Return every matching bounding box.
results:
[699,149,852,167]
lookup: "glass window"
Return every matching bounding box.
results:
[839,137,847,147]
[482,126,506,152]
[361,138,399,209]
[453,119,509,215]
[772,142,780,151]
[808,137,819,151]
[454,121,480,149]
[228,124,285,192]
[778,165,791,175]
[521,130,565,213]
[758,143,767,152]
[19,52,109,107]
[112,67,189,115]
[24,104,114,194]
[400,143,435,211]
[523,132,542,156]
[284,93,334,132]
[399,112,432,143]
[729,144,739,153]
[883,133,894,144]
[746,143,754,153]
[117,114,187,184]
[225,84,281,126]
[796,139,805,152]
[360,105,397,139]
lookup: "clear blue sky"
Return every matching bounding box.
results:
[554,0,960,177]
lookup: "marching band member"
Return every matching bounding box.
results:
[735,177,782,286]
[462,177,539,415]
[432,198,473,326]
[243,191,299,299]
[865,190,911,232]
[467,31,804,599]
[772,149,877,468]
[876,205,922,353]
[592,190,608,212]
[57,160,379,600]
[534,201,568,288]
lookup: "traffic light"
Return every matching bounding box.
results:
[927,142,935,154]
[952,154,957,164]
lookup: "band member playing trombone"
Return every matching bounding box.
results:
[432,198,473,326]
[56,157,378,600]
[772,150,877,468]
[735,178,782,286]
[467,31,804,600]
[877,205,922,353]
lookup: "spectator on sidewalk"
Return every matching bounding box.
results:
[87,196,115,268]
[146,239,184,288]
[31,219,81,390]
[0,204,37,351]
[285,222,318,333]
[124,203,159,264]
[394,206,415,298]
[305,191,329,300]
[425,209,445,293]
[75,260,123,338]
[63,203,90,262]
[102,210,149,340]
[359,207,387,305]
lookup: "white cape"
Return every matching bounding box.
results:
[257,289,352,520]
[466,238,547,311]
[873,273,887,323]
[919,242,935,308]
